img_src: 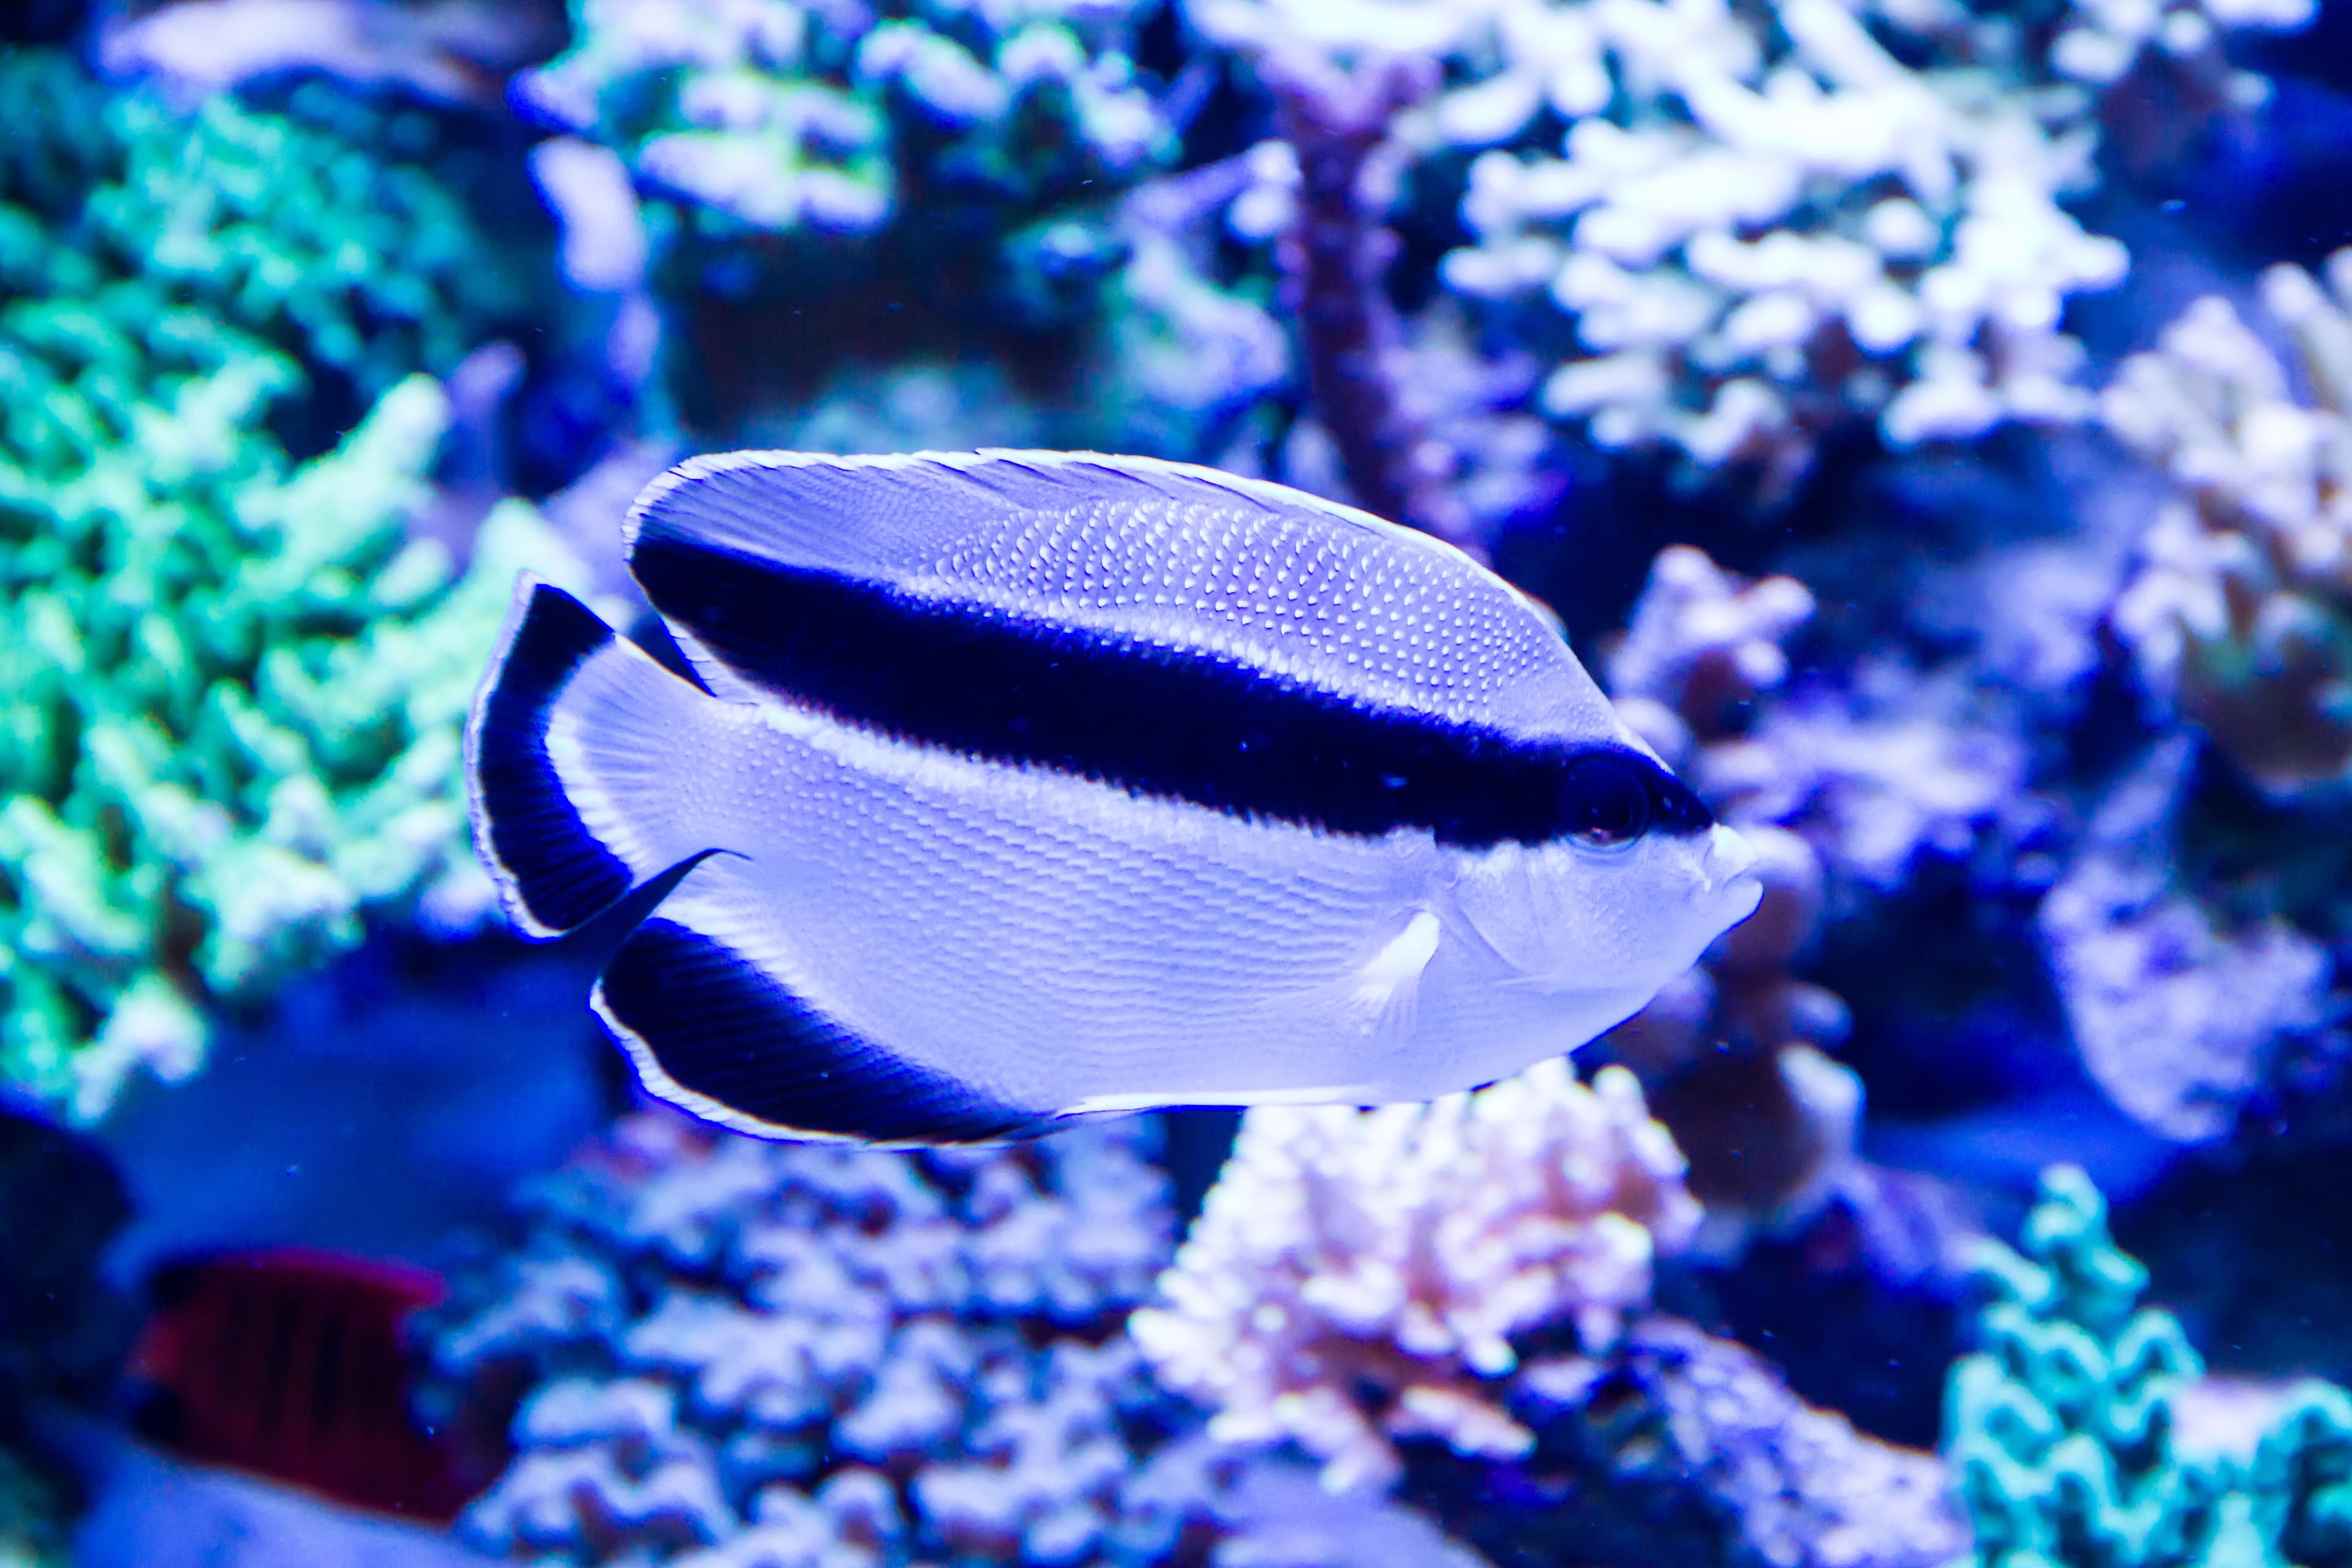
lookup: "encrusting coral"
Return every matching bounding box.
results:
[1129,1058,1700,1494]
[0,49,584,1120]
[2038,738,2332,1147]
[2104,246,2352,802]
[422,1109,1231,1567]
[1944,1164,2352,1568]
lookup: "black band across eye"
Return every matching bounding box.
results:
[1558,753,1656,846]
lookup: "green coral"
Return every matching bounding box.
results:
[0,1443,69,1568]
[520,0,1173,252]
[1945,1167,2352,1568]
[0,51,514,402]
[0,51,582,1120]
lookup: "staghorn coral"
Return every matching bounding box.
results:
[422,1108,1231,1567]
[1945,1164,2352,1567]
[2104,247,2352,801]
[1251,49,1484,551]
[1129,1059,1699,1494]
[0,50,586,1118]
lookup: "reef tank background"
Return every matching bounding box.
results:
[7,0,2352,1561]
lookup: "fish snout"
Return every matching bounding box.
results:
[1701,822,1763,898]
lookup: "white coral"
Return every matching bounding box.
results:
[2103,250,2352,796]
[1130,1060,1697,1494]
[1191,0,2305,481]
[1438,0,2128,475]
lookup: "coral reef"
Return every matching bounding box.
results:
[2039,739,2334,1145]
[510,0,1292,462]
[1131,1059,1699,1493]
[1401,1314,1966,1568]
[1,51,518,407]
[1196,0,2308,488]
[1944,1164,2352,1568]
[517,0,1171,249]
[0,49,584,1118]
[423,1108,1226,1566]
[1599,546,1863,1235]
[28,0,2352,1562]
[1253,49,1482,550]
[2104,247,2352,801]
[97,0,567,110]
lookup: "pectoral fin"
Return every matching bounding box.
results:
[1320,910,1443,1049]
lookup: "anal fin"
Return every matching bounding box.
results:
[592,862,1050,1147]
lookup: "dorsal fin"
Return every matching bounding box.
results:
[620,450,1620,745]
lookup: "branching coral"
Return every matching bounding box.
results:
[1601,546,1860,1234]
[0,50,583,1119]
[1196,0,2305,488]
[1,52,516,405]
[515,0,1169,273]
[1945,1164,2352,1567]
[515,0,1292,462]
[422,1110,1223,1567]
[2105,247,2352,801]
[1129,1059,1698,1494]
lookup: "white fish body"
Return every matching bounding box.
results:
[467,451,1763,1144]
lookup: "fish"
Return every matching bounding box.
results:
[127,1248,472,1520]
[466,450,1763,1146]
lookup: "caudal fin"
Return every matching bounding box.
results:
[465,578,710,938]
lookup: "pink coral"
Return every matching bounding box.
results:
[1129,1060,1697,1494]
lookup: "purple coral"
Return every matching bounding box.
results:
[421,1108,1204,1567]
[1401,1316,1966,1568]
[2040,739,2334,1145]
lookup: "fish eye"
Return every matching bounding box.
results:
[1559,754,1653,848]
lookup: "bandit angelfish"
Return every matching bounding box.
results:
[466,451,1764,1145]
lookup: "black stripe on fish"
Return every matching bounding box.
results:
[630,532,1713,848]
[597,914,1054,1145]
[467,581,639,934]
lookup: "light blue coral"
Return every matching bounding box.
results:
[1944,1166,2352,1568]
[420,1109,1223,1567]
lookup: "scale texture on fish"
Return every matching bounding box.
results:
[464,450,1764,1145]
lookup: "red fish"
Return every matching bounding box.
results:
[127,1248,474,1520]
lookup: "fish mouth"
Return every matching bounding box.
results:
[1700,822,1763,898]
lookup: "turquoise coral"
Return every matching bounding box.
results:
[1943,1166,2352,1568]
[0,51,581,1120]
[516,0,1172,250]
[0,52,515,403]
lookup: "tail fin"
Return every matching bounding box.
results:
[465,578,712,938]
